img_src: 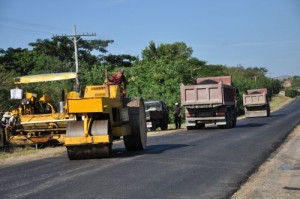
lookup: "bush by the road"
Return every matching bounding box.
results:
[285,88,300,98]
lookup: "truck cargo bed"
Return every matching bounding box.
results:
[243,93,268,106]
[243,88,270,117]
[180,83,236,107]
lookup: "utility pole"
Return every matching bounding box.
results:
[54,25,96,90]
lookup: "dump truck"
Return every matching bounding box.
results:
[180,76,237,130]
[2,73,77,146]
[64,75,147,160]
[145,100,169,131]
[243,88,270,117]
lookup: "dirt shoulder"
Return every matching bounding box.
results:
[270,94,294,112]
[232,124,300,199]
[0,146,66,167]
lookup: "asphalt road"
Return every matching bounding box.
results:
[1,98,300,199]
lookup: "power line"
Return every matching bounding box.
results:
[0,17,70,32]
[0,25,55,35]
[54,25,96,89]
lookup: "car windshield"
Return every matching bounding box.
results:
[145,102,162,111]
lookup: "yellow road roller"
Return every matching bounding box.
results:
[64,82,147,160]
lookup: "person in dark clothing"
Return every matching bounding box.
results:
[174,103,181,129]
[108,69,127,96]
[0,112,14,147]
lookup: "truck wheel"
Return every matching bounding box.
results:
[219,111,233,129]
[232,115,237,128]
[266,105,270,117]
[232,110,237,128]
[196,123,205,129]
[151,124,156,131]
[124,98,147,151]
[161,124,168,131]
[226,111,233,128]
[161,119,168,130]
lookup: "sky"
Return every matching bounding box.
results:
[0,0,299,77]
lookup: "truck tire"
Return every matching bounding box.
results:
[219,110,233,129]
[226,111,233,128]
[161,119,168,130]
[232,110,237,128]
[124,98,147,151]
[151,124,157,131]
[266,105,270,117]
[232,115,237,128]
[196,123,205,129]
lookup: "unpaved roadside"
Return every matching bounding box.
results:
[232,124,300,199]
[0,146,67,167]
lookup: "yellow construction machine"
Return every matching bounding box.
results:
[4,72,77,146]
[64,76,147,160]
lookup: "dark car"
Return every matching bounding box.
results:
[144,100,169,131]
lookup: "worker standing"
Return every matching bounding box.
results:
[0,112,15,147]
[108,69,127,96]
[174,103,181,129]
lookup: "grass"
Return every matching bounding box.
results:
[0,146,38,159]
[270,94,294,112]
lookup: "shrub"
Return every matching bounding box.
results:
[285,88,300,98]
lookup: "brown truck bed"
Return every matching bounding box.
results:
[243,88,270,117]
[180,83,236,107]
[243,88,268,107]
[243,93,268,106]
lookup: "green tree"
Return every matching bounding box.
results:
[31,54,70,74]
[285,88,300,98]
[141,41,193,61]
[80,62,106,86]
[0,48,36,75]
[292,76,300,89]
[29,37,114,66]
[141,41,158,61]
[128,41,206,121]
[103,54,137,68]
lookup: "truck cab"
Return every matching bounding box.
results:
[145,100,169,131]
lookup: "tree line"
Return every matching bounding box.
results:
[0,37,291,119]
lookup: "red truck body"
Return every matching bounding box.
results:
[180,76,237,129]
[243,88,270,117]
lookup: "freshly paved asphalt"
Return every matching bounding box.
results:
[0,98,300,199]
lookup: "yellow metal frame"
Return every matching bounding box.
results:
[65,135,112,146]
[67,97,122,114]
[14,72,77,84]
[83,84,120,99]
[65,83,126,147]
[5,72,78,146]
